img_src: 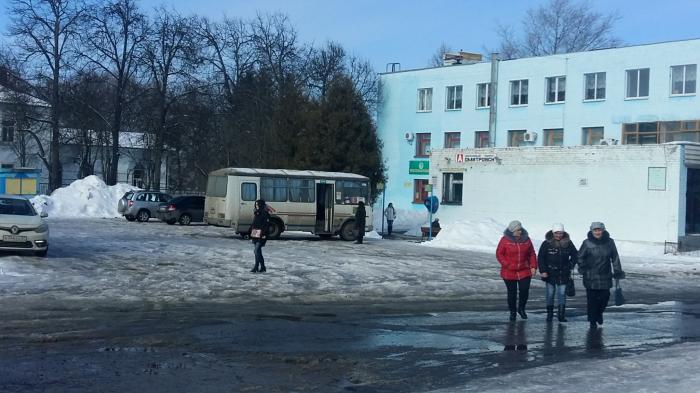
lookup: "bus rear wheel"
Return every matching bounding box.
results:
[267,220,283,239]
[340,221,356,241]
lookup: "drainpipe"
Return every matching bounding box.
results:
[488,53,499,147]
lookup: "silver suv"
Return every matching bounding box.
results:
[118,191,172,222]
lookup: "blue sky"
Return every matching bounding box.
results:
[2,0,699,71]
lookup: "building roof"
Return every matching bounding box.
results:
[0,85,49,107]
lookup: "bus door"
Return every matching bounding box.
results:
[315,182,334,233]
[237,177,260,232]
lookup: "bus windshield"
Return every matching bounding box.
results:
[335,180,369,205]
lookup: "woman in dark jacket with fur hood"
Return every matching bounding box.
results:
[578,221,625,329]
[496,220,538,321]
[537,223,578,323]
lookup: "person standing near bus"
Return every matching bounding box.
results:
[355,201,366,244]
[384,203,396,236]
[249,199,270,272]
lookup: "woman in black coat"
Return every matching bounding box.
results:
[354,201,366,244]
[537,223,578,322]
[249,199,270,273]
[578,222,625,329]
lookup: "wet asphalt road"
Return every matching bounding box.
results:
[1,296,699,392]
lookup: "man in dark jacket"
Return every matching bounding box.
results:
[578,222,625,329]
[538,223,578,322]
[354,201,366,244]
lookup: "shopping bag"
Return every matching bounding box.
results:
[250,228,263,239]
[566,278,576,297]
[614,279,625,306]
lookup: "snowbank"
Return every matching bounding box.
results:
[31,176,138,218]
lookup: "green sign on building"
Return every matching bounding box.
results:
[409,160,429,174]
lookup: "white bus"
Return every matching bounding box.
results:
[204,168,373,240]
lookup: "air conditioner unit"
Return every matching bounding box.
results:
[404,132,414,142]
[599,138,619,145]
[523,132,537,142]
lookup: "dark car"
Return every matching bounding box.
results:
[157,196,205,225]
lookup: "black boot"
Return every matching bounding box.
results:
[517,307,527,319]
[557,305,567,322]
[546,306,554,322]
[589,321,597,329]
[509,311,517,321]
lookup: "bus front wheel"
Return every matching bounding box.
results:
[340,221,356,241]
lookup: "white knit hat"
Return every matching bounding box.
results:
[551,223,565,233]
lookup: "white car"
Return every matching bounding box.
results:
[0,196,49,257]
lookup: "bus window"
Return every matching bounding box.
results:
[241,183,257,201]
[336,180,368,205]
[206,176,228,197]
[261,177,288,202]
[288,179,315,203]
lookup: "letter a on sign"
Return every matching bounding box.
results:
[456,153,464,163]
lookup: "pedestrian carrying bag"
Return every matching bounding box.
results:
[250,228,263,239]
[566,277,576,297]
[614,278,625,306]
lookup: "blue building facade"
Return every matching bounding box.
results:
[377,39,700,215]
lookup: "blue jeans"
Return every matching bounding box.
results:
[253,241,265,271]
[546,282,567,306]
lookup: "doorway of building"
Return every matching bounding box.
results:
[686,168,700,233]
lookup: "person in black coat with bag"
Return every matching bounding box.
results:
[538,223,578,323]
[249,199,270,273]
[578,222,625,329]
[354,201,367,244]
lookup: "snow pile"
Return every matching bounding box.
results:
[372,206,429,236]
[422,218,505,253]
[31,176,138,218]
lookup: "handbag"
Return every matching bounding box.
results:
[614,278,625,306]
[565,277,576,297]
[250,228,263,239]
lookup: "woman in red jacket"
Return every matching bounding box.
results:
[496,220,538,321]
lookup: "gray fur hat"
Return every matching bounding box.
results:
[507,220,522,232]
[590,222,606,230]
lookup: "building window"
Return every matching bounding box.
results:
[445,85,463,110]
[475,131,490,148]
[582,127,604,145]
[442,172,463,205]
[546,76,566,103]
[415,132,431,157]
[622,120,700,144]
[417,88,433,112]
[1,120,15,142]
[510,79,528,106]
[584,72,606,100]
[476,83,490,108]
[671,64,697,95]
[444,132,461,148]
[508,130,526,147]
[413,179,429,203]
[543,128,564,146]
[1,163,14,169]
[626,68,650,98]
[261,177,288,202]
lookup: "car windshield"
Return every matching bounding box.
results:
[0,198,36,216]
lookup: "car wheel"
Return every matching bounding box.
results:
[179,214,192,225]
[166,219,176,225]
[340,221,356,241]
[267,220,283,239]
[125,215,136,222]
[137,209,150,222]
[35,249,48,257]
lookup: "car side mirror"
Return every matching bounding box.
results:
[40,212,48,218]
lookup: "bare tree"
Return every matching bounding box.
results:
[81,0,147,185]
[8,0,88,191]
[428,42,452,67]
[141,8,197,190]
[496,0,621,59]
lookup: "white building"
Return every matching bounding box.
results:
[376,39,700,245]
